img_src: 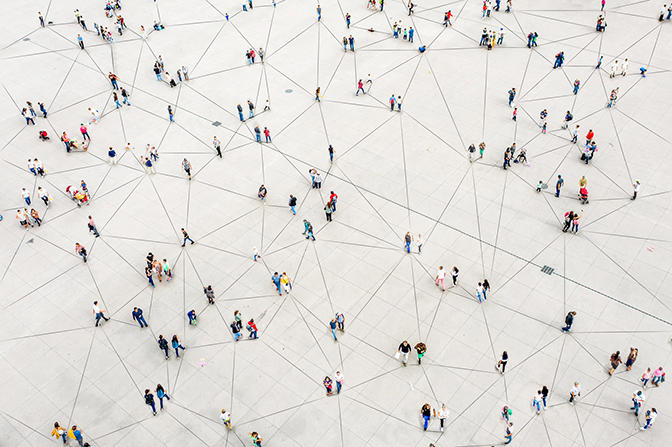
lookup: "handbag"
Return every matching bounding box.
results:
[394,351,400,360]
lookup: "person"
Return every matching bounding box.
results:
[181,228,194,246]
[476,282,484,302]
[625,347,638,370]
[421,403,431,430]
[182,159,192,180]
[70,426,84,447]
[541,385,549,410]
[156,384,170,410]
[569,381,580,404]
[248,432,262,446]
[93,301,109,326]
[51,422,68,445]
[562,311,576,332]
[444,10,453,26]
[221,409,232,429]
[132,307,148,328]
[328,144,334,162]
[336,312,345,332]
[324,202,333,221]
[303,219,315,240]
[158,335,170,359]
[504,422,513,444]
[435,266,446,291]
[414,342,426,364]
[533,390,543,414]
[501,405,512,421]
[146,266,155,288]
[497,351,508,374]
[76,243,87,262]
[555,175,564,197]
[247,319,258,339]
[77,34,84,49]
[323,376,333,395]
[329,318,338,340]
[334,371,344,393]
[188,309,197,326]
[436,403,448,432]
[609,351,622,375]
[404,232,412,253]
[651,366,664,386]
[163,259,173,280]
[451,266,459,286]
[641,368,652,388]
[213,136,222,157]
[468,143,476,162]
[608,88,618,107]
[204,285,216,304]
[641,408,657,430]
[258,185,267,202]
[631,390,645,416]
[280,272,292,294]
[398,340,412,366]
[482,279,490,299]
[632,180,640,200]
[172,335,186,357]
[479,142,486,158]
[356,79,365,95]
[145,389,157,416]
[571,211,583,234]
[253,247,260,262]
[508,88,516,107]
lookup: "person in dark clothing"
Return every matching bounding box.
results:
[145,389,157,415]
[158,335,170,359]
[132,307,148,328]
[562,311,576,332]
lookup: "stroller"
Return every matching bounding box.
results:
[66,186,90,207]
[39,129,50,141]
[579,187,589,204]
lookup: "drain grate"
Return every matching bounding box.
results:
[23,38,31,41]
[212,121,221,126]
[541,265,554,275]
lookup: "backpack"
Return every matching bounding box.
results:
[172,340,178,348]
[230,322,238,332]
[145,394,154,405]
[158,339,168,349]
[246,324,253,331]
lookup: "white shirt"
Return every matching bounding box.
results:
[28,160,35,170]
[633,391,645,404]
[534,391,542,403]
[35,160,43,169]
[571,384,580,396]
[621,61,628,71]
[436,269,446,279]
[220,411,230,421]
[416,236,423,247]
[647,410,658,424]
[22,190,30,199]
[437,407,448,419]
[477,284,484,293]
[334,372,344,384]
[93,303,101,313]
[634,183,640,192]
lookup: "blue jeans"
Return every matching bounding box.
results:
[477,292,482,303]
[652,376,661,385]
[249,110,254,118]
[574,86,579,94]
[423,415,430,429]
[265,136,271,143]
[249,330,258,339]
[136,316,147,327]
[234,332,241,341]
[542,396,547,408]
[159,395,170,408]
[331,329,337,340]
[329,152,333,162]
[291,205,296,215]
[633,400,641,415]
[123,96,130,105]
[174,344,185,356]
[336,382,341,393]
[306,231,315,240]
[156,74,162,81]
[256,134,261,142]
[148,401,156,413]
[357,88,365,95]
[169,114,174,122]
[183,237,194,246]
[239,112,244,121]
[534,400,540,412]
[111,80,118,89]
[25,197,31,205]
[243,4,247,10]
[350,44,354,51]
[405,242,410,253]
[641,378,649,387]
[409,35,413,43]
[115,100,121,108]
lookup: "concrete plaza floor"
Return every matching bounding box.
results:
[1,0,672,446]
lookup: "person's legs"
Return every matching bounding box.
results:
[336,382,341,393]
[423,415,429,430]
[332,328,337,340]
[405,242,410,253]
[403,352,409,364]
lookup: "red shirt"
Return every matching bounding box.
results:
[263,128,270,137]
[586,131,594,140]
[330,193,338,202]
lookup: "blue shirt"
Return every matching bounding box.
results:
[271,275,281,285]
[108,149,116,157]
[409,29,414,36]
[77,36,83,43]
[146,159,153,167]
[73,430,82,440]
[132,308,143,320]
[330,321,337,329]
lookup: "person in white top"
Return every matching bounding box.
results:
[641,408,657,430]
[38,186,52,206]
[437,403,448,432]
[92,300,109,326]
[89,107,100,123]
[435,266,446,291]
[632,180,640,200]
[621,58,628,76]
[569,382,580,404]
[610,60,618,78]
[334,371,344,393]
[416,234,423,254]
[28,159,36,175]
[533,390,543,414]
[21,188,31,206]
[477,282,484,303]
[632,390,645,416]
[34,159,45,177]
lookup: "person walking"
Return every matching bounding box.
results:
[497,351,508,374]
[336,312,345,332]
[435,266,446,291]
[303,219,315,240]
[69,426,84,447]
[248,432,262,446]
[247,319,258,339]
[329,318,338,340]
[271,272,282,295]
[168,105,174,122]
[231,319,242,341]
[641,368,652,388]
[437,403,448,432]
[77,34,84,49]
[132,307,148,328]
[323,376,333,395]
[641,408,658,430]
[329,191,338,212]
[288,195,297,215]
[204,285,215,304]
[569,381,580,404]
[625,347,638,370]
[482,279,490,299]
[334,371,344,393]
[609,351,623,375]
[504,422,513,444]
[317,5,321,21]
[145,266,155,288]
[632,180,640,200]
[571,211,583,234]
[573,79,580,95]
[541,385,549,410]
[87,215,100,237]
[221,409,233,429]
[555,175,564,197]
[76,243,87,262]
[328,144,334,162]
[356,79,365,96]
[145,389,157,416]
[92,301,109,326]
[562,311,576,332]
[398,340,412,366]
[631,390,645,416]
[213,136,222,158]
[508,88,516,107]
[414,342,426,364]
[171,335,186,357]
[533,390,543,414]
[651,366,664,386]
[281,272,292,294]
[421,403,432,431]
[155,384,170,410]
[324,202,333,221]
[158,335,170,359]
[237,104,244,121]
[476,282,484,303]
[404,232,412,253]
[181,228,194,246]
[51,422,68,445]
[451,266,459,286]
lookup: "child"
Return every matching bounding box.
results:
[542,122,547,133]
[536,181,543,192]
[253,247,260,262]
[512,108,517,121]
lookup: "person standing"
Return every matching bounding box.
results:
[555,175,564,197]
[641,408,658,430]
[414,342,426,364]
[421,403,432,431]
[541,386,549,410]
[508,88,516,107]
[562,311,576,332]
[334,371,344,393]
[21,188,31,206]
[317,5,321,20]
[76,243,87,262]
[247,319,258,339]
[632,180,640,200]
[497,351,508,374]
[345,12,351,28]
[77,34,84,49]
[258,184,267,201]
[171,335,186,357]
[348,35,355,51]
[145,266,155,288]
[328,191,338,212]
[398,340,412,366]
[437,403,448,432]
[39,12,45,27]
[324,202,333,221]
[204,285,215,304]
[573,79,580,95]
[329,318,338,340]
[213,136,222,158]
[108,147,117,165]
[70,426,84,447]
[168,105,174,122]
[435,266,446,291]
[482,279,490,299]
[476,282,484,303]
[625,347,638,370]
[281,272,292,294]
[569,381,580,404]
[641,368,652,388]
[609,351,622,375]
[145,389,157,416]
[248,100,255,118]
[288,195,297,215]
[572,125,580,143]
[328,144,334,162]
[271,273,282,295]
[631,390,645,416]
[451,266,459,286]
[51,422,68,445]
[93,301,109,326]
[323,376,333,395]
[264,127,271,143]
[336,312,345,332]
[181,228,194,246]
